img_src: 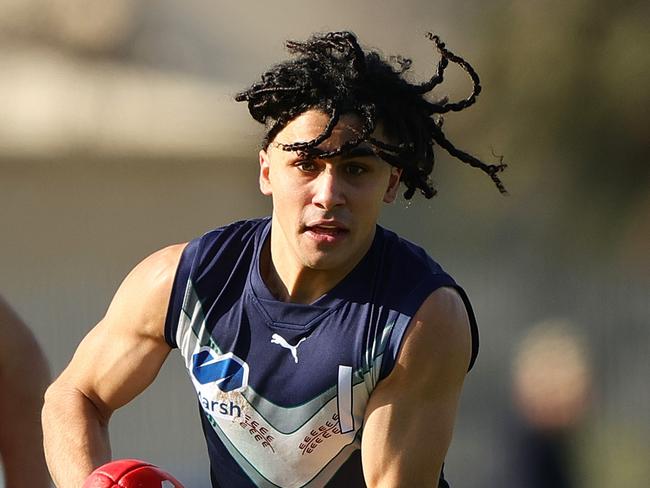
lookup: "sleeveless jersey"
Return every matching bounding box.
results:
[164,218,478,487]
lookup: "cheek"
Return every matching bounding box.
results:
[358,183,389,211]
[271,180,309,215]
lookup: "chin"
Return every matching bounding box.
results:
[301,250,348,271]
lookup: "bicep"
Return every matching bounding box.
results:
[53,244,185,418]
[59,315,171,417]
[361,287,471,487]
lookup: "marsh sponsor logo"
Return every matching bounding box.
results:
[196,389,243,420]
[191,347,249,420]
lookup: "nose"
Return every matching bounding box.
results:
[312,169,345,210]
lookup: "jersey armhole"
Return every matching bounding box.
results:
[164,239,200,348]
[378,279,479,381]
[452,285,479,371]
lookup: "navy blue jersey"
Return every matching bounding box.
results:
[165,218,478,487]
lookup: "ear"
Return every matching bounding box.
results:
[259,149,273,196]
[383,166,402,203]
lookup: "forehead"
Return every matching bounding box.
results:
[271,109,385,152]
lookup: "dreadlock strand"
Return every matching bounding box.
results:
[431,127,508,194]
[313,104,375,159]
[425,33,482,113]
[278,103,341,152]
[242,86,301,98]
[414,38,450,94]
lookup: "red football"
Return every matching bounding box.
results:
[82,459,185,488]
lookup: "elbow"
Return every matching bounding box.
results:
[42,382,67,435]
[42,382,61,421]
[42,381,111,432]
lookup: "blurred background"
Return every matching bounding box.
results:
[1,0,648,486]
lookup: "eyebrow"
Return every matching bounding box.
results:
[344,146,376,158]
[285,144,377,160]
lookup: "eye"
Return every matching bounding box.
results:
[344,163,367,176]
[295,160,318,173]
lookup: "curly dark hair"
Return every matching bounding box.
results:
[235,31,507,199]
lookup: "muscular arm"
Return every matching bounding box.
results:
[361,287,472,487]
[0,297,51,488]
[42,243,185,488]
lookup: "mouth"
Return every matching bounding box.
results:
[303,221,350,243]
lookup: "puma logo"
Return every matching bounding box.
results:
[270,333,307,363]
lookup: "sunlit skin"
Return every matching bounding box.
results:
[258,109,402,304]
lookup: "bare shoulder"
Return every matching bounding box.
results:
[388,287,471,393]
[122,243,187,291]
[366,287,472,407]
[103,243,187,339]
[398,287,472,373]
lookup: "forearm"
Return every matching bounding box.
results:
[42,385,112,488]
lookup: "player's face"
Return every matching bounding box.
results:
[259,109,401,274]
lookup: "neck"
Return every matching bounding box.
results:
[260,221,371,304]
